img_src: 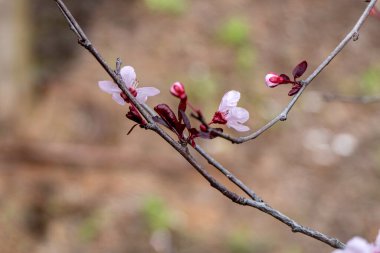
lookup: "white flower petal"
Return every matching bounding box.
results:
[344,237,372,253]
[98,81,121,94]
[120,66,136,88]
[112,93,126,105]
[218,90,240,112]
[136,87,160,103]
[226,121,250,132]
[374,230,380,251]
[227,107,249,123]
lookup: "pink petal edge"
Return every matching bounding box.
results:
[112,93,126,105]
[136,87,160,103]
[99,81,121,94]
[219,90,241,112]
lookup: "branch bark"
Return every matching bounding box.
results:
[201,0,377,144]
[51,0,377,249]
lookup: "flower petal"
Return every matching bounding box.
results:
[226,121,250,132]
[136,87,160,103]
[120,66,136,88]
[344,237,372,253]
[98,81,121,94]
[375,230,380,250]
[112,93,126,105]
[218,90,241,112]
[227,107,249,123]
[224,107,249,132]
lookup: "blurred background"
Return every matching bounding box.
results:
[1,0,380,252]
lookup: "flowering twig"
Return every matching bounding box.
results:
[198,0,377,144]
[53,0,352,249]
[324,93,380,104]
[192,144,346,248]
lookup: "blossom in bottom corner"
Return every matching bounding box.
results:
[98,66,160,105]
[332,230,380,253]
[211,90,250,132]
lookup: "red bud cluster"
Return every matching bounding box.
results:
[265,60,308,96]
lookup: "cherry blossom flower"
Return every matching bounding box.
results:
[211,90,250,132]
[265,73,286,88]
[98,66,160,105]
[332,230,380,253]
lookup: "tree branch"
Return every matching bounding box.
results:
[52,0,355,249]
[194,144,262,202]
[200,0,377,144]
[192,144,345,248]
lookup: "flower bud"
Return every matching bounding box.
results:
[265,73,284,88]
[170,82,187,99]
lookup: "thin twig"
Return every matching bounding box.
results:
[324,93,380,104]
[198,0,377,144]
[53,0,349,249]
[192,144,344,248]
[194,144,262,202]
[54,0,153,124]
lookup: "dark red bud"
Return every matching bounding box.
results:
[154,104,185,138]
[154,104,180,129]
[211,111,227,125]
[200,124,208,132]
[269,76,283,84]
[126,105,146,125]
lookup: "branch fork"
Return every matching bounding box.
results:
[53,0,377,249]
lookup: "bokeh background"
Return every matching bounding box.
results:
[1,0,380,253]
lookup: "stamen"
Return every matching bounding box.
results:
[133,79,139,89]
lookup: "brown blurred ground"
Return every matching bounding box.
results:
[1,1,380,253]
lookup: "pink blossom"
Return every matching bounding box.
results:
[333,237,372,253]
[265,73,284,88]
[170,81,186,99]
[212,90,250,132]
[332,231,380,253]
[98,66,160,105]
